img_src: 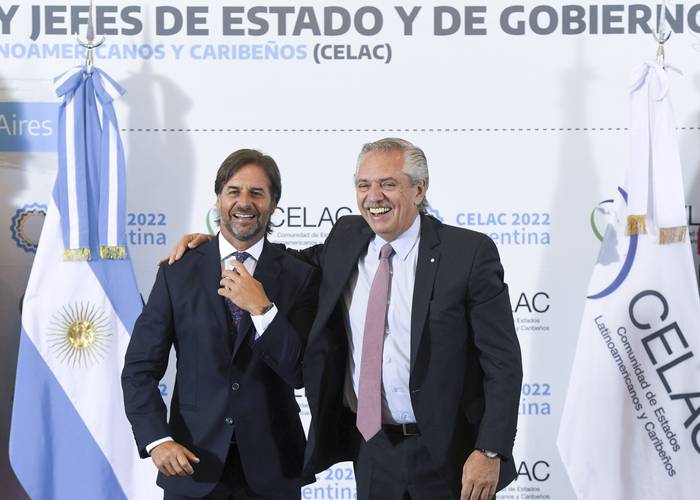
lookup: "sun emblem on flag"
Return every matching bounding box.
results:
[48,302,111,367]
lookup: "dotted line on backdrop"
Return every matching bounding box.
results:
[121,127,700,132]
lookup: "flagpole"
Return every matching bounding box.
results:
[9,1,161,497]
[76,0,105,73]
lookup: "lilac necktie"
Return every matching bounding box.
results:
[224,251,250,327]
[356,243,394,441]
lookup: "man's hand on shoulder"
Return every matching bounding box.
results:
[157,233,213,266]
[151,441,200,477]
[461,449,500,500]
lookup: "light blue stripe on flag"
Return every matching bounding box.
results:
[72,83,91,251]
[10,329,127,500]
[88,255,144,335]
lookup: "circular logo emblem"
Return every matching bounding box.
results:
[11,203,47,253]
[587,188,637,300]
[206,205,220,235]
[426,204,444,222]
[589,199,614,242]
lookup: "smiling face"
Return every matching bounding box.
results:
[355,149,425,242]
[217,163,276,249]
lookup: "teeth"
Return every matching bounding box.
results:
[234,213,255,218]
[369,207,390,215]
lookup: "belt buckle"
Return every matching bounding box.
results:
[401,423,418,436]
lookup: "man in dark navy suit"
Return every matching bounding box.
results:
[300,138,522,500]
[122,149,319,499]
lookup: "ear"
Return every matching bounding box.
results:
[414,180,427,205]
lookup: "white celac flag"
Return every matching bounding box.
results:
[557,63,700,500]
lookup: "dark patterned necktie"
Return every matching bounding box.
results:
[224,251,251,327]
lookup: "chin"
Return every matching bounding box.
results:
[371,227,394,241]
[235,230,262,242]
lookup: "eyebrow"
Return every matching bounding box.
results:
[355,176,399,183]
[226,185,266,192]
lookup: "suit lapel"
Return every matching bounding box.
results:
[197,239,229,335]
[316,223,373,331]
[232,239,282,358]
[410,215,441,372]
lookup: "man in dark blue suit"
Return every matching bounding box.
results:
[121,149,320,499]
[300,139,521,500]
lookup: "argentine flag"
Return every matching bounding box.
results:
[9,66,159,499]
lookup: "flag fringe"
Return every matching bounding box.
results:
[99,245,127,260]
[64,248,90,261]
[626,215,647,236]
[659,226,687,244]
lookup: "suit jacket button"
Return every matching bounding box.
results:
[225,417,234,425]
[231,383,240,391]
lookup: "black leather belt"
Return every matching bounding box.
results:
[382,423,420,436]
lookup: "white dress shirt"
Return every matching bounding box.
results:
[218,234,278,336]
[146,235,277,454]
[342,215,420,425]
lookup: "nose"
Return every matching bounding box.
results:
[237,191,252,207]
[366,181,383,201]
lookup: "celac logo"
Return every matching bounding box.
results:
[426,204,444,222]
[11,203,47,253]
[589,198,614,242]
[515,459,551,482]
[206,205,220,235]
[587,187,637,300]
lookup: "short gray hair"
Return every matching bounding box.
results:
[355,137,430,213]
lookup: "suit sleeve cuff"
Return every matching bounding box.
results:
[146,436,173,455]
[251,304,278,340]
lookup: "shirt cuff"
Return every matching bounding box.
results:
[251,304,278,340]
[478,448,500,459]
[146,436,173,455]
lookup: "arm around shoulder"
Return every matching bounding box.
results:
[252,264,321,388]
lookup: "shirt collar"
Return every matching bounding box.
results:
[218,234,264,262]
[369,214,421,262]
